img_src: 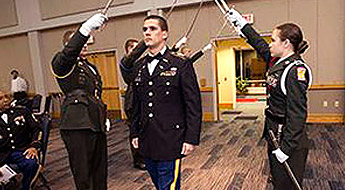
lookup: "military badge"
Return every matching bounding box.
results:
[162,58,169,63]
[297,67,306,81]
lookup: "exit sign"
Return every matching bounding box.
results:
[242,13,254,24]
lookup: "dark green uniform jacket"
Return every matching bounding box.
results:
[52,31,106,132]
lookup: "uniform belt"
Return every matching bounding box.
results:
[265,109,285,124]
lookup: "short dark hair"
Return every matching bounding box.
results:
[144,15,168,32]
[276,23,308,54]
[124,38,139,54]
[10,70,18,75]
[62,30,75,46]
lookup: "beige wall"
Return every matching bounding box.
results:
[0,0,344,116]
[0,0,18,28]
[39,0,133,19]
[0,34,34,93]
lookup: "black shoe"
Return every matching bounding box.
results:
[134,163,146,170]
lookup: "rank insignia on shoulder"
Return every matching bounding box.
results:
[160,70,176,77]
[297,67,306,81]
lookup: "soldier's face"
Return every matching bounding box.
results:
[143,19,167,49]
[0,92,11,112]
[269,29,285,57]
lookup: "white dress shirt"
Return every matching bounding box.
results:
[147,46,167,76]
[11,77,27,93]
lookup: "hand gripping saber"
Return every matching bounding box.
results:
[268,130,303,190]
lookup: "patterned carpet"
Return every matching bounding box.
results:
[36,116,345,190]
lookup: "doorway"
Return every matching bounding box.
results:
[86,50,122,120]
[215,35,271,113]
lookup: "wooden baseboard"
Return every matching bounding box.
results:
[307,114,345,123]
[219,103,234,109]
[203,112,215,121]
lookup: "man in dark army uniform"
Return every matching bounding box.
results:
[227,8,312,190]
[120,38,147,170]
[51,13,108,190]
[130,15,202,190]
[0,91,41,190]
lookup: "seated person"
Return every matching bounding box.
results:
[0,91,41,190]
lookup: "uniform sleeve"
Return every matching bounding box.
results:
[241,24,271,65]
[180,60,202,145]
[24,110,42,150]
[280,66,309,156]
[129,86,141,139]
[51,31,89,77]
[189,50,204,64]
[120,41,147,85]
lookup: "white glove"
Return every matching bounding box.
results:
[272,148,289,163]
[202,43,213,52]
[105,118,111,132]
[174,36,188,49]
[226,8,248,29]
[79,13,108,36]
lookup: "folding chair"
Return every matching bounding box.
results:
[31,96,52,190]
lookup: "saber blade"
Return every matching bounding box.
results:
[101,0,114,14]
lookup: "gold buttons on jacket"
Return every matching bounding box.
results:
[166,81,171,86]
[166,91,170,95]
[148,113,154,118]
[11,146,15,149]
[148,81,153,86]
[148,102,153,107]
[148,92,154,96]
[176,125,180,129]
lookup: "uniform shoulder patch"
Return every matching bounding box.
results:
[297,67,306,81]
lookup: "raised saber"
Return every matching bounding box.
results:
[268,130,303,190]
[101,0,114,14]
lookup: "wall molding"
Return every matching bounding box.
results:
[307,113,345,123]
[310,84,345,90]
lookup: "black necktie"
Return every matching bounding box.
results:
[147,53,162,63]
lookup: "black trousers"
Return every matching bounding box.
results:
[268,145,308,190]
[61,129,107,190]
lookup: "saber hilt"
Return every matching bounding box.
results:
[214,0,242,29]
[268,130,303,190]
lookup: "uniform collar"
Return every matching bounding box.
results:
[275,52,295,65]
[148,46,167,57]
